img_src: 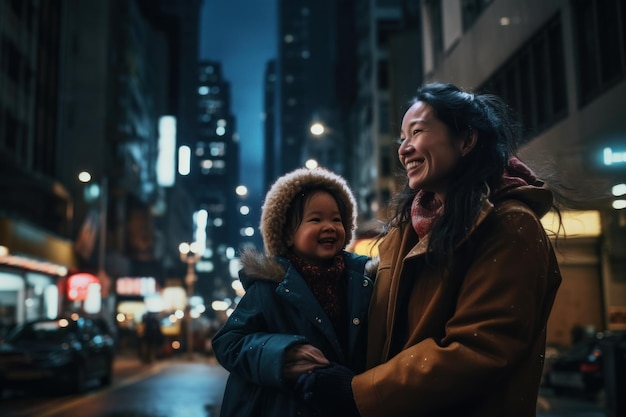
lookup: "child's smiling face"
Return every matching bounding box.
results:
[288,190,345,266]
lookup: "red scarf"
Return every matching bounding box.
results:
[286,252,348,351]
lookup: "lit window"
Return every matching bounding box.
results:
[613,200,626,210]
[200,159,226,175]
[178,146,191,175]
[210,142,225,156]
[612,184,626,197]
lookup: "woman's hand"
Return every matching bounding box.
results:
[282,344,330,381]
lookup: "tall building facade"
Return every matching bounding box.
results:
[272,0,347,186]
[407,0,626,346]
[263,60,278,192]
[350,0,421,222]
[135,0,203,281]
[186,60,242,302]
[58,0,167,281]
[0,0,74,335]
[0,0,203,334]
[271,0,420,223]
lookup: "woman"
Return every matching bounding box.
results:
[296,82,563,417]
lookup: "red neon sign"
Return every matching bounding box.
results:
[67,273,99,301]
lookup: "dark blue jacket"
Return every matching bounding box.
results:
[212,250,375,417]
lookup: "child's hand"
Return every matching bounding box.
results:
[282,344,330,381]
[294,362,359,416]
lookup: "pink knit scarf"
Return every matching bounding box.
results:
[410,157,537,239]
[410,190,443,240]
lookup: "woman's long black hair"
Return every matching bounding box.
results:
[385,82,524,268]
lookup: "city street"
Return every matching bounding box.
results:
[0,350,610,417]
[0,351,228,417]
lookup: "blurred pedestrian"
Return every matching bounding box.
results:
[141,312,163,363]
[296,82,565,417]
[212,167,376,417]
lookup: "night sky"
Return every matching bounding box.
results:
[199,0,277,206]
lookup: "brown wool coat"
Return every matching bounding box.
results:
[352,185,562,417]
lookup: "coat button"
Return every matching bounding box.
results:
[362,279,369,287]
[352,318,361,325]
[316,317,322,323]
[284,288,290,293]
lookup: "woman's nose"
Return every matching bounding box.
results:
[398,140,412,156]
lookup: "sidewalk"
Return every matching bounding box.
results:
[112,352,609,416]
[113,349,218,381]
[537,388,607,417]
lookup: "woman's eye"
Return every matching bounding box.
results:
[395,137,405,145]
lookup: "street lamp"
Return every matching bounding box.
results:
[77,172,110,302]
[305,159,319,170]
[310,122,325,136]
[178,241,202,359]
[307,120,341,171]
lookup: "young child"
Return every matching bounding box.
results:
[212,167,376,417]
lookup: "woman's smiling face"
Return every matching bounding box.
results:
[398,101,468,200]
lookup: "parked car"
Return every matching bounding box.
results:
[543,330,625,399]
[0,316,115,397]
[88,315,120,350]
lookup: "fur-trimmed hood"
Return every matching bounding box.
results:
[260,167,358,257]
[239,248,287,283]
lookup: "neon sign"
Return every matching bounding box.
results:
[603,147,626,166]
[67,273,99,301]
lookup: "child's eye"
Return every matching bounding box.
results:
[395,137,405,145]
